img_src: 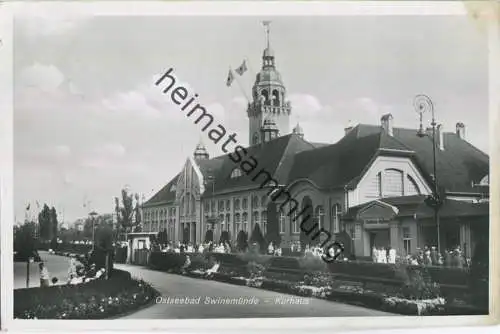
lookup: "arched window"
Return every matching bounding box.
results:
[225,213,231,231]
[252,211,260,229]
[231,168,243,178]
[219,214,224,231]
[407,175,421,195]
[291,209,300,234]
[180,197,185,215]
[242,212,248,232]
[218,200,224,212]
[211,200,215,212]
[272,89,280,106]
[235,213,241,232]
[226,200,231,211]
[252,196,259,208]
[191,195,196,214]
[331,203,342,233]
[315,205,324,229]
[279,211,286,234]
[234,198,240,210]
[261,89,269,105]
[383,169,404,197]
[261,211,267,235]
[261,195,267,208]
[242,198,248,210]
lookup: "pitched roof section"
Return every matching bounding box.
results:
[203,134,318,196]
[143,174,180,207]
[286,124,489,193]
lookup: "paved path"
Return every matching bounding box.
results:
[14,251,77,289]
[116,264,394,319]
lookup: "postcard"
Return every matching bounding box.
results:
[1,0,498,332]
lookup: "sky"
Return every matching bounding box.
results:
[13,7,490,224]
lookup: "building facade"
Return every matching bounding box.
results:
[141,26,489,259]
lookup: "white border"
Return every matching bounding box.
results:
[1,1,498,332]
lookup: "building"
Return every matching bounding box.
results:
[140,25,489,259]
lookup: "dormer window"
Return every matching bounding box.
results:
[170,184,176,192]
[230,168,243,178]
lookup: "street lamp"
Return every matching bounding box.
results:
[89,211,98,251]
[414,94,443,254]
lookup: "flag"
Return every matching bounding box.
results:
[26,203,30,211]
[235,60,247,76]
[226,69,234,87]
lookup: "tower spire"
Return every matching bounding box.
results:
[263,20,271,49]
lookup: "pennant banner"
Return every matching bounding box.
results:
[226,69,234,87]
[235,60,248,76]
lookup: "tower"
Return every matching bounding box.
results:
[247,21,291,145]
[292,123,304,139]
[193,141,210,161]
[261,117,280,143]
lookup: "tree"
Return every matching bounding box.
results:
[115,189,141,241]
[92,223,115,274]
[50,206,58,239]
[250,223,266,253]
[265,202,281,247]
[236,230,248,252]
[14,221,38,260]
[38,204,51,241]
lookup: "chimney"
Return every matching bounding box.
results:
[380,113,393,136]
[456,122,466,140]
[344,126,353,136]
[437,124,444,150]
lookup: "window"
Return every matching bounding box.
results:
[407,175,421,195]
[225,213,231,231]
[291,211,300,234]
[242,212,248,232]
[191,195,196,214]
[383,169,404,197]
[279,211,286,234]
[218,200,224,212]
[252,211,259,229]
[230,168,243,178]
[350,223,361,240]
[253,133,259,145]
[226,200,231,211]
[242,198,248,210]
[204,201,210,212]
[332,204,341,234]
[403,227,411,256]
[261,196,267,208]
[170,184,176,192]
[252,196,259,209]
[235,213,241,232]
[180,197,185,215]
[367,172,382,198]
[315,206,324,229]
[234,199,240,211]
[219,214,224,232]
[261,211,267,235]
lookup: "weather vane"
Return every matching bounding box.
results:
[262,20,271,48]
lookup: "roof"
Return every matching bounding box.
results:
[143,174,180,207]
[343,195,489,221]
[203,134,318,196]
[286,124,489,193]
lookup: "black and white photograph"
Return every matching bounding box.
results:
[2,0,499,330]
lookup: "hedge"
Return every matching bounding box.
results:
[14,269,159,319]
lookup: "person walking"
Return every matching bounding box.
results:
[39,262,50,287]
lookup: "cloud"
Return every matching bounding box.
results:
[18,63,65,92]
[14,3,91,37]
[102,90,162,119]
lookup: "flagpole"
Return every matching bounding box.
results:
[231,67,251,103]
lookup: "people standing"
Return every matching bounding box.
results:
[39,262,50,287]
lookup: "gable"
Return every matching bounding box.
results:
[349,155,432,207]
[357,200,399,221]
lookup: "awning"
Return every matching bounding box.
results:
[343,195,489,223]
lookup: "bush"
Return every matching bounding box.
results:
[396,264,441,300]
[298,255,328,272]
[149,252,187,271]
[14,269,159,319]
[268,256,301,270]
[236,230,248,252]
